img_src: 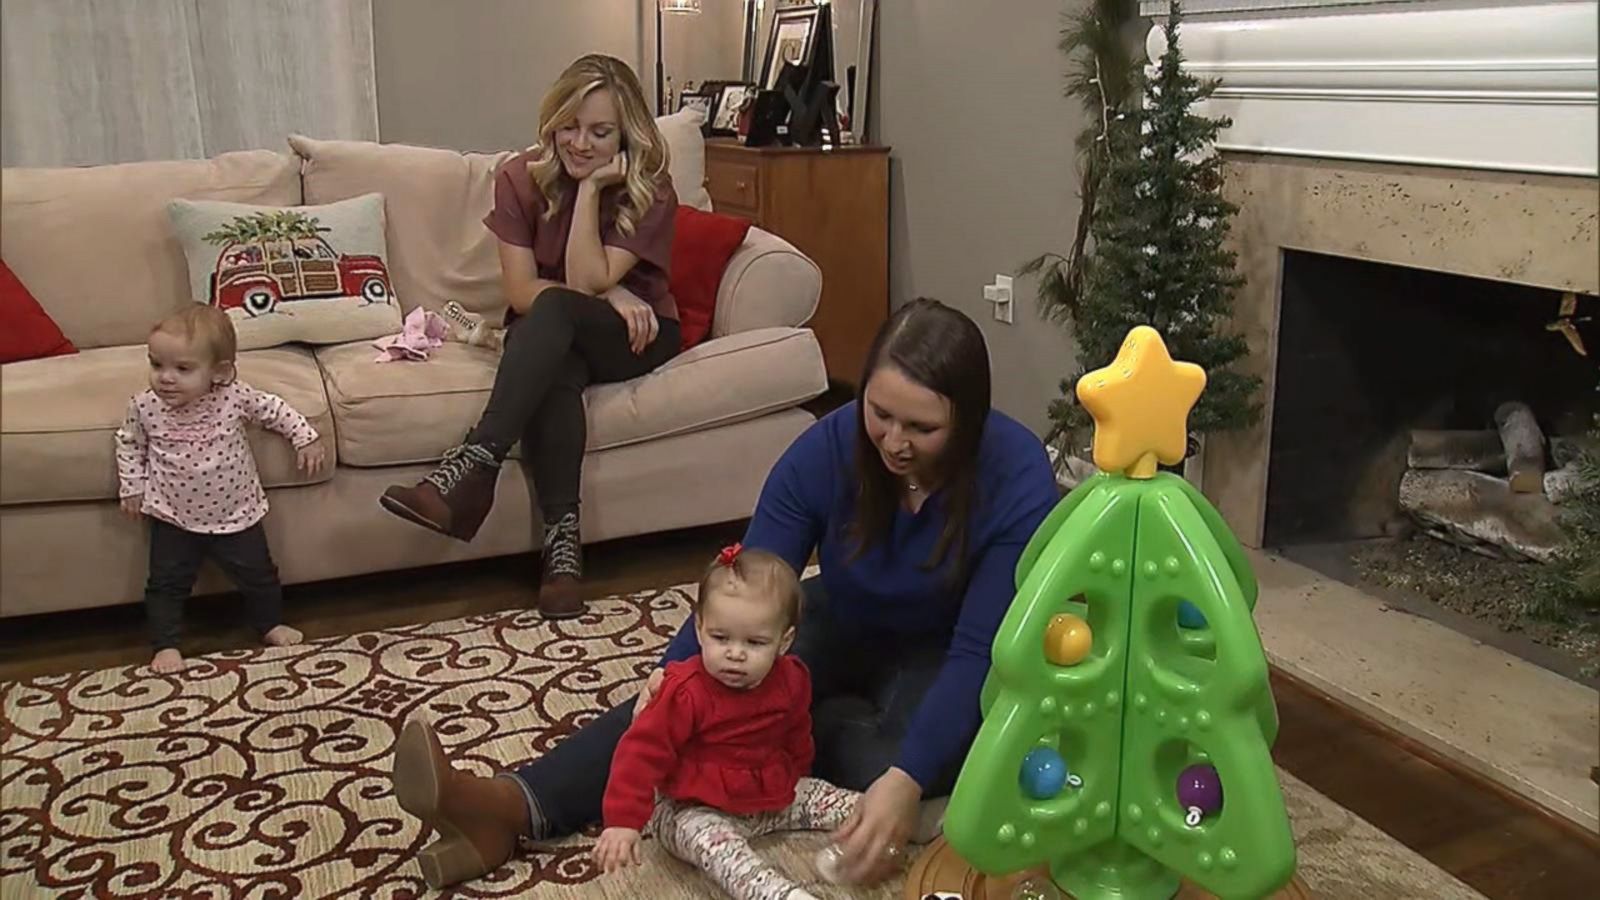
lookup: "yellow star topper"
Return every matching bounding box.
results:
[1075,326,1206,479]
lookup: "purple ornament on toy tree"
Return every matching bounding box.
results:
[1177,763,1222,826]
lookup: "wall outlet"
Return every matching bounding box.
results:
[984,274,1014,324]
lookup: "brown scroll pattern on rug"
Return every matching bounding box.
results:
[0,586,692,898]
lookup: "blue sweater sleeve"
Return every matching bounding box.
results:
[894,443,1058,789]
[660,416,829,665]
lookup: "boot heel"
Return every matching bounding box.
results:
[392,719,442,819]
[416,834,491,889]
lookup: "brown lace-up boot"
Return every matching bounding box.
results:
[537,511,585,619]
[380,444,500,541]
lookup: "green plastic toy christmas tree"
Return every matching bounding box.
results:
[945,326,1295,899]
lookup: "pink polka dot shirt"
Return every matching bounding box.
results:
[114,381,320,534]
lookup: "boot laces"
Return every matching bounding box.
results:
[425,444,496,494]
[543,512,582,578]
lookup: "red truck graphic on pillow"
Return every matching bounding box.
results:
[202,210,394,316]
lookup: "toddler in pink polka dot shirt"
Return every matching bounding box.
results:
[115,306,327,674]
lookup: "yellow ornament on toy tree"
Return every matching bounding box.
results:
[1043,613,1092,666]
[1075,326,1206,479]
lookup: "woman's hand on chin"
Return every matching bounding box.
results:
[833,766,921,884]
[583,152,628,190]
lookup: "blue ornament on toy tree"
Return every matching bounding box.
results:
[1019,747,1083,799]
[1177,599,1207,629]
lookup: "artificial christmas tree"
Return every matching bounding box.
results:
[1030,0,1261,452]
[938,326,1296,900]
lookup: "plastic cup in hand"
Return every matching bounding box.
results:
[1012,876,1064,899]
[815,841,903,885]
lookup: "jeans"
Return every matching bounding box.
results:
[143,519,283,650]
[512,577,964,838]
[468,287,680,522]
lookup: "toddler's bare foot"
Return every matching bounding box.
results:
[262,625,304,647]
[151,648,185,673]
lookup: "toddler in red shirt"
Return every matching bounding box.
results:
[593,546,857,900]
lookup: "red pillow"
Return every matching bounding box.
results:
[1,260,76,364]
[670,205,751,351]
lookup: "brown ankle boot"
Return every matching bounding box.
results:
[392,718,528,888]
[537,512,585,619]
[380,444,500,541]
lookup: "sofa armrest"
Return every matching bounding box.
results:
[711,227,822,338]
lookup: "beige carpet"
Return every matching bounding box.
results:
[1,581,1483,899]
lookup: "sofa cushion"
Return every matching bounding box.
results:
[290,135,515,320]
[654,108,713,212]
[0,150,302,350]
[167,193,402,350]
[1,259,76,363]
[317,327,827,467]
[672,206,752,351]
[0,345,335,507]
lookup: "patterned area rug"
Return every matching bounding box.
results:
[2,581,1483,899]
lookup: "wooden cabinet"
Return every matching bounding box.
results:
[704,139,889,385]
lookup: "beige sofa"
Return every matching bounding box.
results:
[0,134,827,618]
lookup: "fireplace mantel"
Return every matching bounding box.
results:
[1142,0,1599,175]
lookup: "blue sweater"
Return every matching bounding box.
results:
[662,402,1057,789]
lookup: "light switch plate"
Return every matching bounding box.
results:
[986,274,1014,323]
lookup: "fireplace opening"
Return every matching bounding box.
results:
[1263,250,1598,550]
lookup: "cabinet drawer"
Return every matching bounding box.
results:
[706,161,761,214]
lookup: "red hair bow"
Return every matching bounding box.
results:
[717,543,743,567]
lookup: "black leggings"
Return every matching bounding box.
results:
[468,287,680,521]
[143,519,282,650]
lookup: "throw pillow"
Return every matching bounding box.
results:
[0,259,77,363]
[656,108,712,212]
[671,205,751,350]
[167,193,401,350]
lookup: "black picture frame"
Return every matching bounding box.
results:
[707,83,756,137]
[759,4,821,91]
[678,89,711,122]
[691,80,739,137]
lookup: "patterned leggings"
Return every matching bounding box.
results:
[648,777,859,900]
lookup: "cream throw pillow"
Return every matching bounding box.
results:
[656,107,711,211]
[167,193,402,350]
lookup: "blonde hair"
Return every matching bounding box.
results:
[529,54,669,238]
[152,306,238,367]
[696,548,803,631]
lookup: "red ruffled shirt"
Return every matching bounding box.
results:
[602,655,814,830]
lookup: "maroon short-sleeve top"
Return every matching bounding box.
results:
[483,149,678,321]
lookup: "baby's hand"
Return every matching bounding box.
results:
[593,827,642,873]
[120,495,143,519]
[296,440,328,475]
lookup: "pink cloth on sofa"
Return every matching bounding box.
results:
[373,308,449,362]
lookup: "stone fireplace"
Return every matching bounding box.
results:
[1140,0,1600,546]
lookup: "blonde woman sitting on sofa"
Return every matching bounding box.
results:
[380,54,682,619]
